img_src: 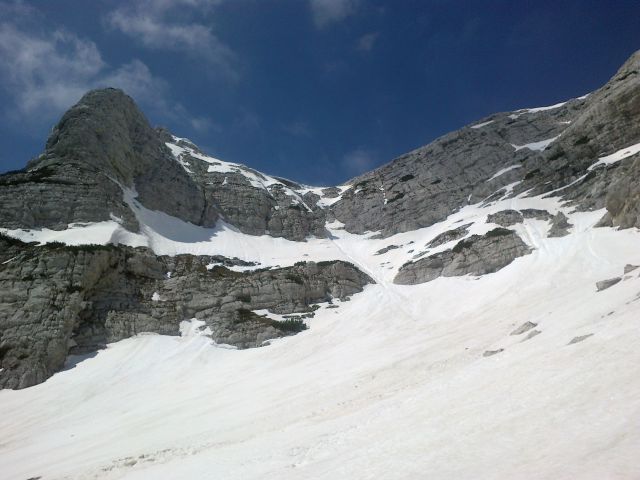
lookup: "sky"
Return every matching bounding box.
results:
[0,1,638,186]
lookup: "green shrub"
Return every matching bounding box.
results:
[316,260,337,267]
[285,273,304,285]
[235,308,255,322]
[452,239,473,253]
[0,232,28,247]
[208,265,242,278]
[273,318,307,333]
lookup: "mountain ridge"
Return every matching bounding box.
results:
[2,49,640,480]
[0,49,639,389]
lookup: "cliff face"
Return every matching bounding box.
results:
[0,235,371,389]
[331,50,640,237]
[1,50,638,241]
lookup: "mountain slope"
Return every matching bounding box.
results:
[0,50,639,479]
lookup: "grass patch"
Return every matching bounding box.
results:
[452,239,473,253]
[208,265,242,278]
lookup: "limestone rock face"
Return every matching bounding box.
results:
[486,210,524,227]
[167,139,327,241]
[329,96,586,237]
[0,164,139,231]
[596,277,622,292]
[548,212,573,238]
[0,236,372,389]
[425,223,472,248]
[394,229,532,285]
[516,49,640,216]
[0,89,213,231]
[0,89,327,241]
[330,50,640,238]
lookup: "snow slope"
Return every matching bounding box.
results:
[2,118,640,478]
[2,180,640,479]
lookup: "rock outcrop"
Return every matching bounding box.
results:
[0,89,214,232]
[548,212,573,237]
[0,89,327,241]
[330,50,640,238]
[425,223,472,248]
[596,277,621,291]
[164,137,327,241]
[487,210,524,227]
[0,236,372,389]
[394,228,532,285]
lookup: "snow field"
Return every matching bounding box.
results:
[2,183,640,478]
[2,115,640,478]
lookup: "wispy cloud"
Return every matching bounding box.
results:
[342,147,375,176]
[282,121,312,137]
[106,0,237,80]
[356,32,379,52]
[309,0,360,29]
[0,23,106,117]
[0,12,212,133]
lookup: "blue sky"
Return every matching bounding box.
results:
[0,0,638,185]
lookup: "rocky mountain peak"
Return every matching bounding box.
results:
[42,88,158,186]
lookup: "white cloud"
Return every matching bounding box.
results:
[356,32,379,52]
[0,23,105,116]
[106,0,237,80]
[342,147,375,176]
[309,0,359,28]
[0,19,212,133]
[282,121,311,137]
[189,115,218,133]
[99,60,169,105]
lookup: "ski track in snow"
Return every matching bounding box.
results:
[3,124,640,478]
[2,187,640,479]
